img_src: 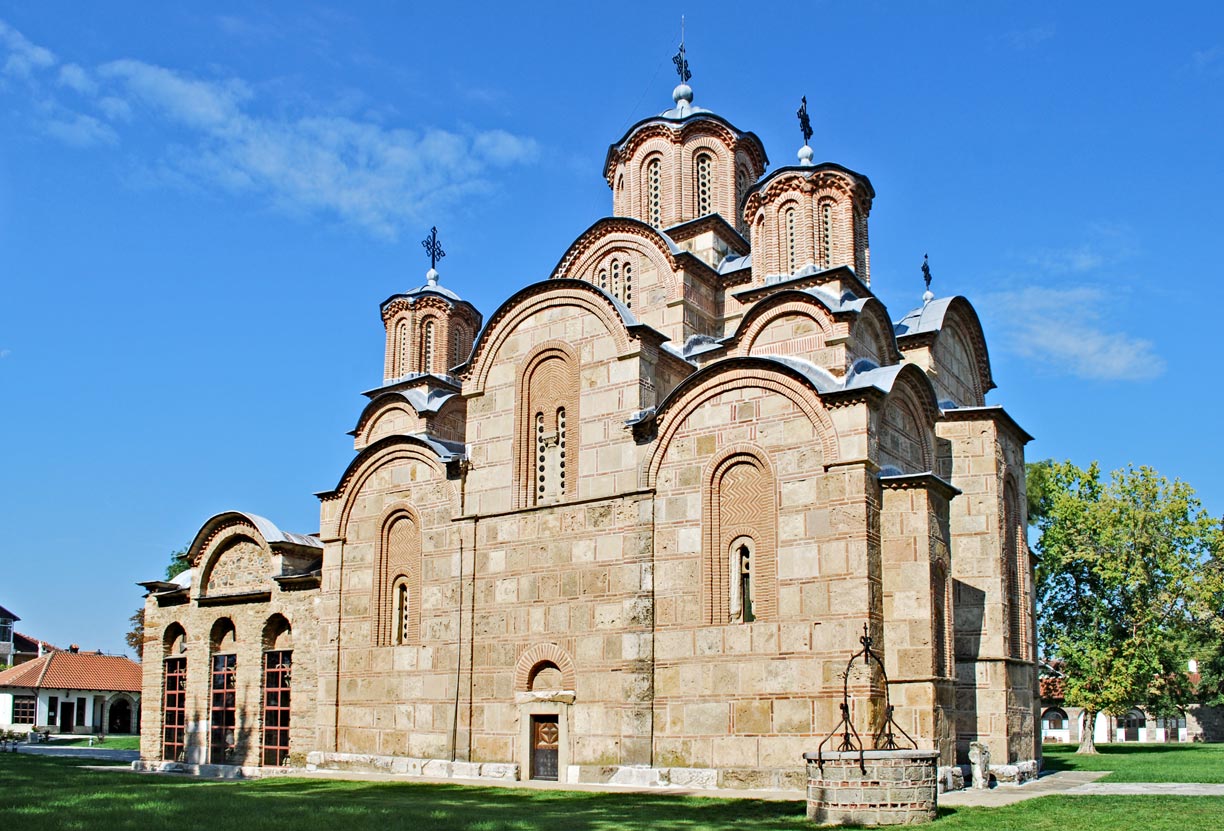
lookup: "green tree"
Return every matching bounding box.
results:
[125,545,191,661]
[1035,461,1222,754]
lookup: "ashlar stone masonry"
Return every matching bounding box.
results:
[139,75,1038,790]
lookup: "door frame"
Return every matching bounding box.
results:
[517,697,571,782]
[59,701,75,733]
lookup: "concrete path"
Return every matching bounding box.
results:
[939,770,1108,807]
[17,745,140,763]
[1066,782,1224,796]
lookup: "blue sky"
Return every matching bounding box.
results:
[1,2,1222,656]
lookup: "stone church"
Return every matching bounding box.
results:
[138,72,1038,790]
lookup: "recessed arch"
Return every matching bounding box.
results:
[262,614,292,651]
[644,358,839,488]
[459,280,639,394]
[514,643,577,692]
[318,436,454,541]
[163,622,187,657]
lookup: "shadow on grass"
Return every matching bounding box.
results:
[0,755,814,831]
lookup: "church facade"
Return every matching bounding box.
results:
[138,77,1038,790]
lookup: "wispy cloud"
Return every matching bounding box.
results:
[0,20,55,78]
[1004,25,1056,51]
[0,349,12,359]
[1191,45,1223,73]
[0,19,538,239]
[981,286,1164,381]
[1025,223,1136,275]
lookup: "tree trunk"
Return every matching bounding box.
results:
[1077,710,1098,754]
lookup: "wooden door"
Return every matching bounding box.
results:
[530,715,559,781]
[59,702,74,732]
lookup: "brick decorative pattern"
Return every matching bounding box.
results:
[513,643,577,691]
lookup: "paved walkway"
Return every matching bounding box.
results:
[16,745,140,763]
[941,770,1107,807]
[1066,782,1224,796]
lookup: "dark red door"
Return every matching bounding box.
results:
[530,715,559,781]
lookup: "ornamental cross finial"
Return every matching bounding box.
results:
[922,253,932,292]
[673,19,691,84]
[421,226,446,271]
[797,96,813,146]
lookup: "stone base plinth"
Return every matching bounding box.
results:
[802,749,939,826]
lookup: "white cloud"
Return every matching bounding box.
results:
[57,63,95,95]
[0,20,55,77]
[0,20,539,238]
[1191,46,1223,73]
[98,59,251,130]
[981,285,1165,381]
[43,111,117,147]
[1005,26,1056,51]
[0,349,11,359]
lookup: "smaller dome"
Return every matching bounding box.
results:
[673,83,693,104]
[797,145,814,166]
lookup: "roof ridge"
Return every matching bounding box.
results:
[34,653,52,689]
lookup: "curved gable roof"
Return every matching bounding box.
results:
[894,295,995,395]
[456,277,660,387]
[187,511,321,567]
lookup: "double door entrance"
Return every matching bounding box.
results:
[530,715,559,781]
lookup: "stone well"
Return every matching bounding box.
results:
[802,749,939,826]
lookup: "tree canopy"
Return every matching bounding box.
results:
[1033,460,1222,753]
[125,544,191,660]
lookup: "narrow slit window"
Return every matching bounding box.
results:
[422,320,436,374]
[821,203,833,268]
[739,544,755,622]
[785,207,797,274]
[696,153,713,216]
[647,158,662,227]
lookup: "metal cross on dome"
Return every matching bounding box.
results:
[922,253,932,292]
[421,226,446,270]
[797,96,813,146]
[673,29,691,84]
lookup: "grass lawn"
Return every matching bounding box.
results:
[1042,743,1224,783]
[1,755,1222,831]
[53,735,141,750]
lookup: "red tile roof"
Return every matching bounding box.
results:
[0,651,141,693]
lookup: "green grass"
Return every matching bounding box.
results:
[53,735,140,750]
[1042,743,1224,783]
[1,754,1222,831]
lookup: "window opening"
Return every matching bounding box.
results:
[623,261,632,308]
[696,153,713,216]
[821,203,833,268]
[422,320,435,374]
[785,206,797,274]
[262,650,291,766]
[397,320,409,377]
[738,544,755,622]
[396,581,410,645]
[12,695,35,724]
[162,657,186,761]
[209,653,237,763]
[647,158,662,227]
